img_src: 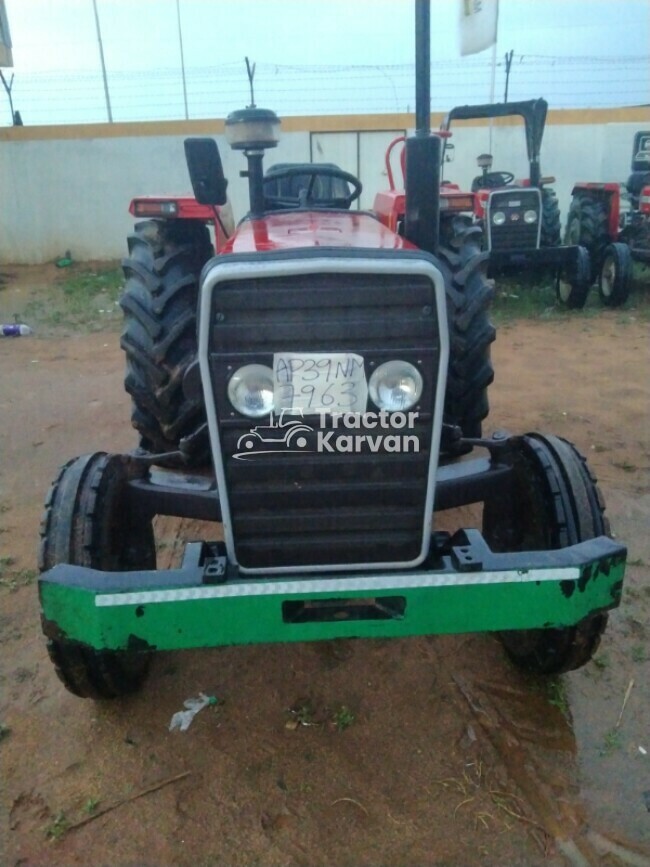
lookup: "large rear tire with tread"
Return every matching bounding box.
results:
[540,188,561,247]
[39,453,157,698]
[564,193,610,282]
[483,433,610,674]
[120,219,212,465]
[438,219,495,445]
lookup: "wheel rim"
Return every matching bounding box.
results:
[600,253,616,297]
[558,273,572,303]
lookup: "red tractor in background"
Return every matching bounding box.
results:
[565,130,650,307]
[442,99,563,248]
[374,98,592,310]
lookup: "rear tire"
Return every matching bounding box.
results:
[598,242,632,307]
[540,188,561,247]
[39,453,156,698]
[483,434,610,674]
[438,218,495,445]
[564,193,610,282]
[120,219,212,465]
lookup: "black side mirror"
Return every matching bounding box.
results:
[184,138,228,206]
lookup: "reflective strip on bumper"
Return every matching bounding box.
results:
[95,566,581,608]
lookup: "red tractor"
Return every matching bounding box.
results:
[565,131,650,307]
[37,0,626,699]
[374,98,592,310]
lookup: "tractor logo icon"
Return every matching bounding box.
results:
[233,409,314,460]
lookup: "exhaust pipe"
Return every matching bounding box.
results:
[405,0,440,254]
[415,0,431,137]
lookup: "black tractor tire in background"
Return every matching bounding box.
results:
[483,433,610,674]
[540,188,562,247]
[598,242,632,307]
[120,219,213,465]
[438,219,495,446]
[39,453,157,698]
[564,193,611,282]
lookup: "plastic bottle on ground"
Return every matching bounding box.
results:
[1,324,33,337]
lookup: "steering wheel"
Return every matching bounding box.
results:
[472,170,515,191]
[263,166,362,210]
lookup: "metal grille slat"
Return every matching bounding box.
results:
[217,280,433,311]
[236,530,422,568]
[230,483,424,511]
[233,505,422,535]
[490,224,539,250]
[214,316,434,348]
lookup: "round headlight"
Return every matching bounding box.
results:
[523,209,538,224]
[369,360,423,412]
[492,210,506,226]
[227,364,274,418]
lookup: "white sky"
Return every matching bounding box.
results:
[2,0,649,123]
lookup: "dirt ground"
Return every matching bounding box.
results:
[0,265,649,867]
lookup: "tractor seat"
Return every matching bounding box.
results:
[626,171,650,199]
[263,163,355,210]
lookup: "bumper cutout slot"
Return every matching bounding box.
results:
[282,596,406,623]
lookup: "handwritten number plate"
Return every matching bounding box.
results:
[273,352,368,413]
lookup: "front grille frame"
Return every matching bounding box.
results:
[198,249,449,575]
[486,188,542,251]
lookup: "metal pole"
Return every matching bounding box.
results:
[406,0,439,255]
[414,0,430,137]
[246,152,265,218]
[176,0,189,120]
[488,42,497,151]
[92,0,112,122]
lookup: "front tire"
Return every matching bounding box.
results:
[556,245,591,309]
[483,434,610,674]
[598,242,632,307]
[39,453,157,698]
[120,219,212,465]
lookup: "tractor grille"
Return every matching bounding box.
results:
[204,255,442,571]
[487,188,541,251]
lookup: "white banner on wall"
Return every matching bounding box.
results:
[0,0,12,67]
[459,0,499,57]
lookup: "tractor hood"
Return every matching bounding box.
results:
[221,211,413,255]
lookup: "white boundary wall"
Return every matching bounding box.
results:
[0,109,648,264]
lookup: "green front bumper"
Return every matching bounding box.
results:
[39,535,626,653]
